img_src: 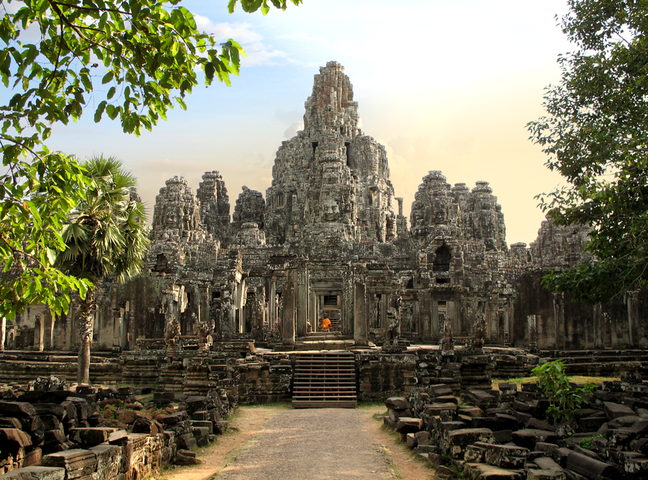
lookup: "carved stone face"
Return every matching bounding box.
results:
[322,198,340,222]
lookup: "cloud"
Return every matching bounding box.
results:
[192,16,292,66]
[283,121,303,139]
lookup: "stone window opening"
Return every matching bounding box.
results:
[324,295,338,306]
[155,253,168,272]
[433,244,451,272]
[345,142,350,166]
[436,278,450,284]
[312,142,319,155]
[212,291,221,300]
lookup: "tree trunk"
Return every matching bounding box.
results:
[77,290,96,385]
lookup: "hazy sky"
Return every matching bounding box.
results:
[45,0,573,245]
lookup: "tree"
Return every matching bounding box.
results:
[528,0,648,303]
[56,156,149,384]
[0,0,301,322]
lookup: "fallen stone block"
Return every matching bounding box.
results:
[603,402,635,420]
[463,462,525,480]
[385,397,409,410]
[69,428,118,446]
[564,449,617,479]
[174,449,199,466]
[0,466,66,480]
[0,403,37,418]
[395,417,422,434]
[483,443,529,469]
[42,449,97,479]
[89,444,121,480]
[512,429,559,450]
[442,428,495,459]
[0,429,32,448]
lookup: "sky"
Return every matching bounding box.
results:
[44,0,574,246]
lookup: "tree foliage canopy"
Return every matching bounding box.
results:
[0,0,301,321]
[528,0,648,303]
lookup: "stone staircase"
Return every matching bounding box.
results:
[292,352,357,408]
[294,333,355,351]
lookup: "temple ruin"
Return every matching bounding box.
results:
[3,61,647,355]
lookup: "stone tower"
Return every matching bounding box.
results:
[265,61,397,246]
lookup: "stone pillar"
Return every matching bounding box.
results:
[343,269,354,336]
[432,299,439,340]
[269,277,277,330]
[0,317,5,351]
[380,294,388,330]
[527,315,537,350]
[421,295,432,341]
[34,315,44,352]
[593,304,603,348]
[627,291,639,347]
[252,286,265,342]
[308,288,317,333]
[354,282,368,346]
[553,292,566,349]
[296,266,308,338]
[282,273,296,347]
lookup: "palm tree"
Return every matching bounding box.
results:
[56,155,150,384]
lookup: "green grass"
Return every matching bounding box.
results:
[492,375,620,390]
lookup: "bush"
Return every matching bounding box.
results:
[532,359,595,422]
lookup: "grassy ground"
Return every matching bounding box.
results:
[492,375,620,389]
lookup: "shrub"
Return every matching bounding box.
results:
[532,359,595,422]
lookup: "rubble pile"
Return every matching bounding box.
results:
[0,378,235,478]
[384,372,648,479]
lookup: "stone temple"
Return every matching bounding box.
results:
[4,61,648,354]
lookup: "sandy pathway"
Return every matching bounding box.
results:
[159,405,434,480]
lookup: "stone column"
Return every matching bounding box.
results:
[421,295,432,341]
[354,281,368,346]
[296,265,308,338]
[431,299,439,340]
[269,277,277,330]
[252,286,265,342]
[282,273,296,347]
[34,315,44,352]
[553,292,566,349]
[380,294,388,330]
[0,317,5,351]
[593,304,603,348]
[308,288,317,333]
[627,291,639,347]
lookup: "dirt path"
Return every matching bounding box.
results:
[160,405,435,480]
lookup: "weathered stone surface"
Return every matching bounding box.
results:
[463,463,525,480]
[42,449,97,479]
[604,402,635,420]
[69,428,118,446]
[0,466,65,480]
[512,429,559,450]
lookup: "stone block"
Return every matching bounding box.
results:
[69,428,118,446]
[0,418,23,429]
[0,403,37,418]
[465,390,496,408]
[0,466,66,480]
[512,429,559,450]
[32,406,65,420]
[0,429,32,448]
[385,397,409,410]
[463,463,525,480]
[89,444,121,480]
[191,427,210,447]
[395,417,422,434]
[464,443,486,463]
[442,428,495,459]
[42,449,97,479]
[43,429,66,446]
[564,449,617,479]
[161,412,188,425]
[482,444,529,469]
[603,402,635,420]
